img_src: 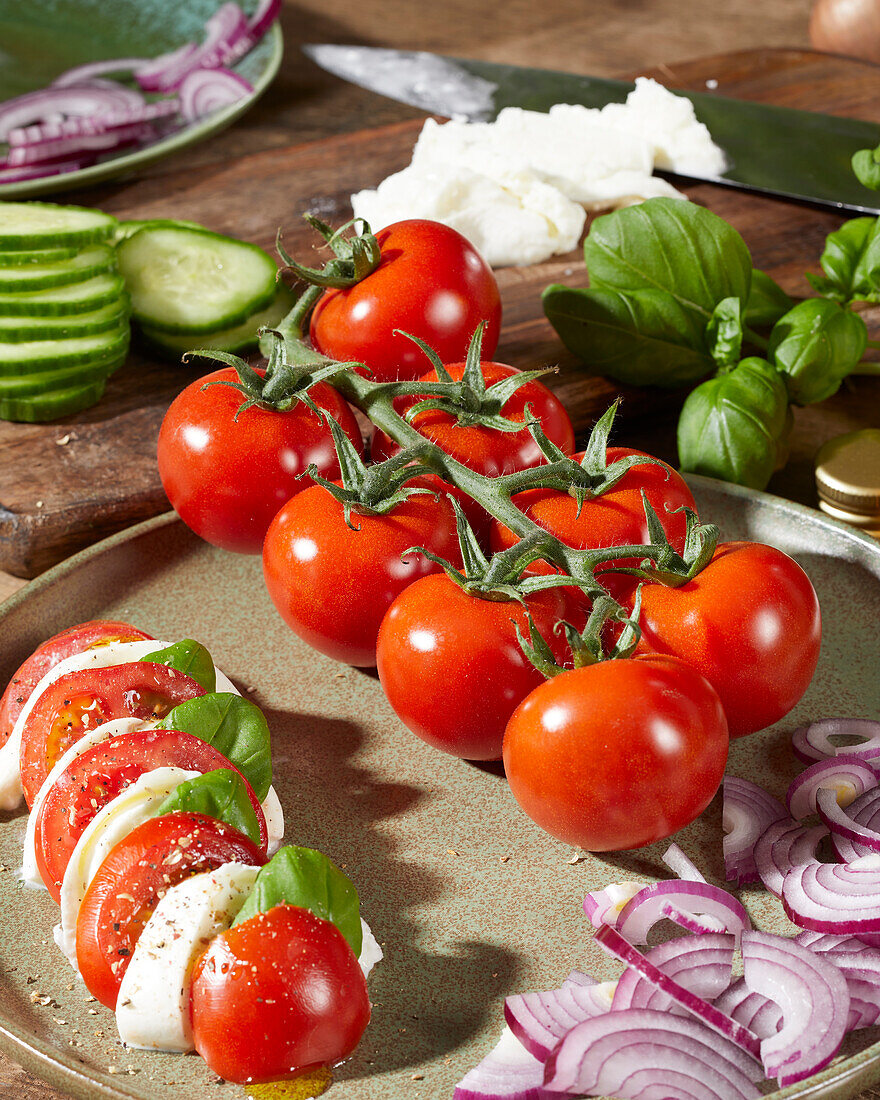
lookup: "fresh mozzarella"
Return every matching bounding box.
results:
[359,917,383,979]
[0,638,240,811]
[21,716,151,889]
[116,861,261,1051]
[56,766,200,970]
[261,785,284,855]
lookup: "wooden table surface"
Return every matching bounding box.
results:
[4,2,880,1098]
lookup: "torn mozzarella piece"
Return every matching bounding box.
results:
[261,784,285,855]
[358,917,383,979]
[352,161,585,267]
[56,766,200,970]
[0,638,240,811]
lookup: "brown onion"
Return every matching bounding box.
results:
[810,0,880,64]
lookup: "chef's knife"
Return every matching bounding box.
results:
[303,44,880,215]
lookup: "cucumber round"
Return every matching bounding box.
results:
[0,355,123,397]
[117,225,277,334]
[0,202,117,250]
[0,378,111,423]
[0,298,129,342]
[113,218,204,243]
[0,246,78,265]
[0,245,115,292]
[0,323,130,376]
[0,273,126,316]
[140,284,297,360]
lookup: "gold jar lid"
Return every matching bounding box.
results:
[815,429,880,521]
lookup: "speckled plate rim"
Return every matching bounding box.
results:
[0,22,283,200]
[3,481,880,1099]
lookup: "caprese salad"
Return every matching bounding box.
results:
[0,618,381,1085]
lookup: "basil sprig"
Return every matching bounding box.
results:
[153,768,262,846]
[158,692,272,801]
[233,846,362,957]
[140,638,216,692]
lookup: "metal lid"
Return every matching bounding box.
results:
[815,429,880,517]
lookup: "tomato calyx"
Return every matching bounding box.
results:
[516,590,644,678]
[277,215,382,290]
[304,415,439,529]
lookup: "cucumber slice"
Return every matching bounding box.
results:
[0,202,117,250]
[0,323,130,377]
[0,299,129,342]
[0,273,126,316]
[117,226,277,334]
[0,246,78,265]
[113,218,204,243]
[141,283,297,359]
[0,378,110,423]
[0,355,123,397]
[0,245,115,292]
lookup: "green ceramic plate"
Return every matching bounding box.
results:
[0,0,283,198]
[1,477,880,1099]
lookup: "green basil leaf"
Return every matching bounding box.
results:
[768,298,868,405]
[744,270,793,328]
[583,197,753,319]
[853,145,880,192]
[807,217,880,306]
[677,357,789,490]
[158,693,272,801]
[153,768,261,846]
[140,639,216,693]
[706,297,743,370]
[233,845,362,957]
[542,284,713,388]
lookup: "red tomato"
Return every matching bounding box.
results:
[630,541,822,739]
[309,219,501,382]
[376,575,586,760]
[263,477,462,666]
[19,662,205,807]
[490,447,696,574]
[0,620,152,747]
[76,811,266,1008]
[35,728,267,900]
[191,904,370,1084]
[502,655,729,850]
[157,367,363,554]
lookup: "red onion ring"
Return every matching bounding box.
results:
[794,930,869,952]
[610,933,734,1015]
[0,83,144,140]
[0,157,97,183]
[792,718,880,764]
[616,880,751,946]
[723,776,787,885]
[753,818,827,898]
[6,123,156,167]
[178,67,253,123]
[453,1026,552,1100]
[714,977,783,1039]
[786,754,877,819]
[662,842,707,883]
[782,858,880,933]
[504,975,610,1061]
[816,786,880,854]
[136,2,249,92]
[51,59,150,87]
[8,99,181,147]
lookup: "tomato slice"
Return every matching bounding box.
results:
[191,904,371,1084]
[34,728,268,900]
[76,811,266,1009]
[19,662,205,807]
[0,620,152,747]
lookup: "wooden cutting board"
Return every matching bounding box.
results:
[1,47,879,579]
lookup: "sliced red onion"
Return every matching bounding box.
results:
[741,929,849,1086]
[786,754,877,820]
[0,83,144,140]
[753,819,827,898]
[594,924,761,1059]
[247,0,282,38]
[794,930,870,952]
[136,3,249,93]
[661,902,726,934]
[662,842,708,883]
[714,978,783,1040]
[0,157,96,183]
[611,933,734,1015]
[543,1008,763,1099]
[816,786,880,854]
[504,975,611,1061]
[51,58,149,87]
[6,123,155,167]
[723,776,787,885]
[135,43,199,92]
[782,858,880,934]
[583,881,643,929]
[824,787,880,861]
[792,718,880,764]
[8,99,180,146]
[178,67,253,122]
[616,880,751,946]
[453,1026,554,1100]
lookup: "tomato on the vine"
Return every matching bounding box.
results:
[263,477,462,667]
[629,541,821,739]
[157,367,363,554]
[309,219,502,382]
[191,904,370,1084]
[376,575,586,760]
[502,655,729,850]
[490,447,696,573]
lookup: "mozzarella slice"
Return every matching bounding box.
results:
[359,917,383,979]
[261,785,284,855]
[56,766,200,970]
[22,716,150,889]
[0,638,240,811]
[116,861,261,1051]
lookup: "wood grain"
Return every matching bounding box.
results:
[2,48,880,578]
